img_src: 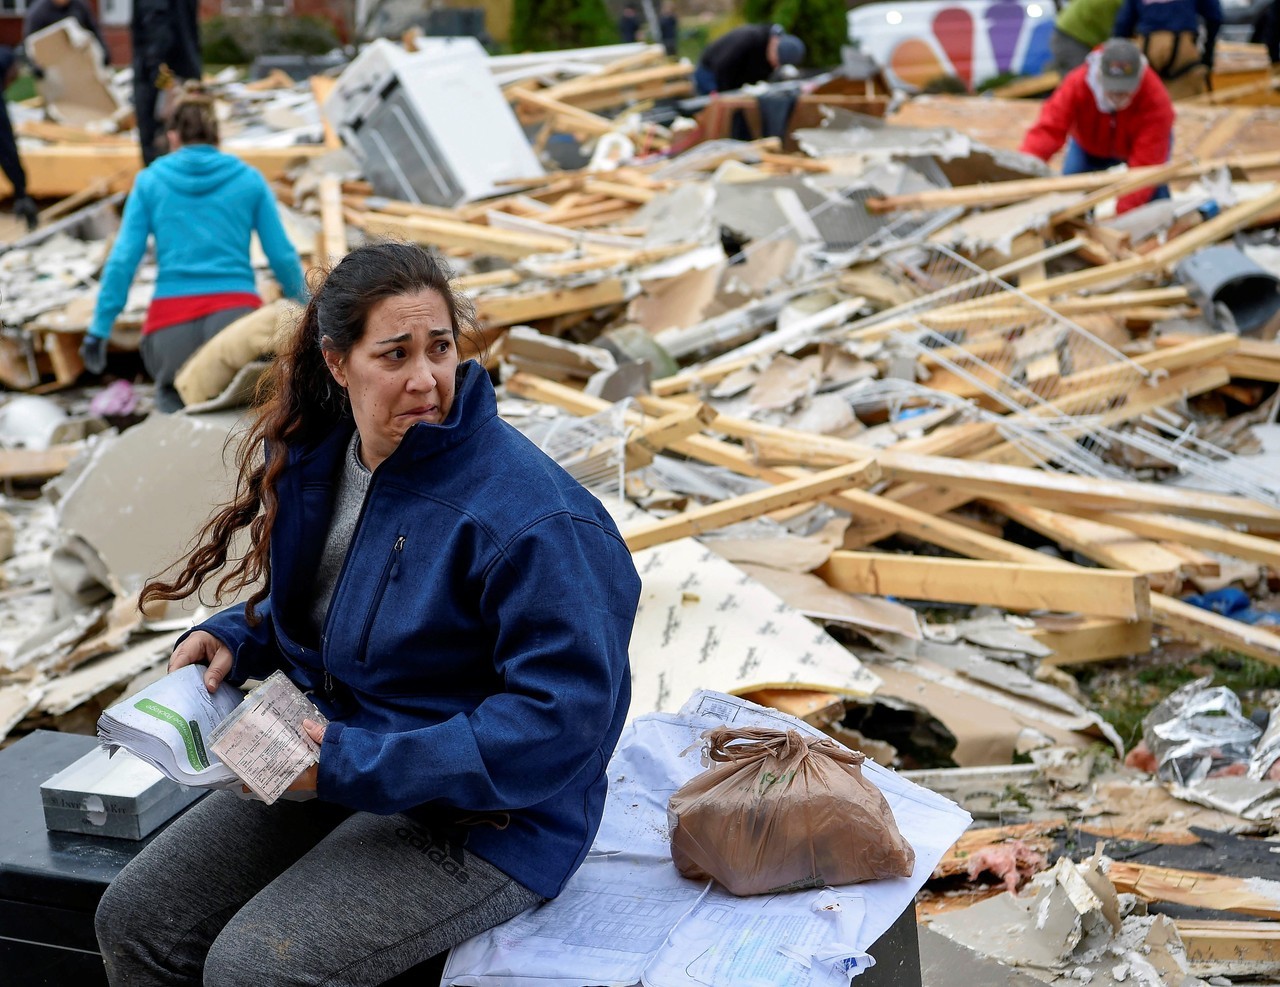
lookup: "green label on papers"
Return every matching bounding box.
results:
[135,698,210,771]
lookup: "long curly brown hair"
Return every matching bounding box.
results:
[139,241,479,623]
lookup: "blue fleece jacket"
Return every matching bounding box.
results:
[89,144,306,339]
[192,363,641,900]
[1114,0,1222,39]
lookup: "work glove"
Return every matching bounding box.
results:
[80,335,108,375]
[13,196,37,232]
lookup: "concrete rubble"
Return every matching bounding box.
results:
[9,32,1280,986]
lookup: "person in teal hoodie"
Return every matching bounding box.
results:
[94,242,641,985]
[81,85,306,411]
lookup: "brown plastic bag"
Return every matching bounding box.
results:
[667,726,915,896]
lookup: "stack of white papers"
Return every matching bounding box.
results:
[97,664,244,788]
[445,690,972,987]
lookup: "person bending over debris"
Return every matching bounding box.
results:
[0,47,38,232]
[1114,0,1222,98]
[1019,38,1174,215]
[93,241,642,986]
[694,23,806,95]
[80,86,305,410]
[131,0,201,165]
[23,0,110,67]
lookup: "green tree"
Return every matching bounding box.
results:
[743,0,847,68]
[511,0,617,52]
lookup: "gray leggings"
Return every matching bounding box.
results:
[140,306,256,414]
[94,791,541,987]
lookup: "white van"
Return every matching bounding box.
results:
[848,0,1057,91]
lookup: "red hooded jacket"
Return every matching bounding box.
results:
[1019,61,1175,213]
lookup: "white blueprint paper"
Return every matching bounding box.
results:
[444,690,971,987]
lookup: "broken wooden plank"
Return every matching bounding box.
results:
[1109,861,1280,919]
[0,444,83,481]
[356,210,579,259]
[989,501,1186,593]
[624,404,719,471]
[0,145,328,198]
[868,149,1280,213]
[879,453,1280,531]
[1076,510,1280,570]
[472,278,629,327]
[317,174,347,266]
[816,551,1151,620]
[1031,616,1154,665]
[1177,919,1280,978]
[1049,156,1195,225]
[1150,594,1280,665]
[309,75,342,150]
[622,459,882,552]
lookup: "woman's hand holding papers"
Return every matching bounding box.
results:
[169,631,234,694]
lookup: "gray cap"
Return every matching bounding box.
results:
[1097,38,1143,93]
[775,32,805,67]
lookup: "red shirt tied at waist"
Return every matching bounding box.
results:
[142,292,261,335]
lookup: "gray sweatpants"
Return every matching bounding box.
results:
[94,791,541,987]
[140,306,256,414]
[1050,28,1093,75]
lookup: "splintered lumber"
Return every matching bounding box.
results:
[1218,337,1280,382]
[624,404,719,471]
[356,211,581,259]
[1177,920,1280,977]
[817,551,1150,619]
[1109,862,1280,919]
[0,145,328,198]
[989,502,1186,592]
[867,149,1280,213]
[1031,617,1154,665]
[509,89,618,137]
[1150,594,1280,665]
[879,453,1280,531]
[506,373,1280,660]
[473,279,629,327]
[1146,186,1280,269]
[1050,156,1195,224]
[317,175,347,265]
[0,445,83,481]
[621,460,881,552]
[1075,510,1280,570]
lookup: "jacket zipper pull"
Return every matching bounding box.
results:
[325,671,334,696]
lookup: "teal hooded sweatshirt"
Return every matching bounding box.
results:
[89,144,306,340]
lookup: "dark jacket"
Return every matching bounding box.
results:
[131,0,200,78]
[195,363,641,900]
[23,0,108,60]
[698,23,774,92]
[0,47,26,200]
[1114,0,1222,68]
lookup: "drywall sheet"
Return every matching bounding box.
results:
[26,19,120,127]
[55,413,243,620]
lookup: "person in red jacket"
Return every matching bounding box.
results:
[1020,38,1174,214]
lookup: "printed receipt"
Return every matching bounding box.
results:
[207,671,328,805]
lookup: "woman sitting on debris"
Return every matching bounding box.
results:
[94,241,641,985]
[80,84,306,413]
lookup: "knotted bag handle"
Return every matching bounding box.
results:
[699,726,865,769]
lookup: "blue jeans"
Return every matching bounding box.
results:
[1062,137,1171,202]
